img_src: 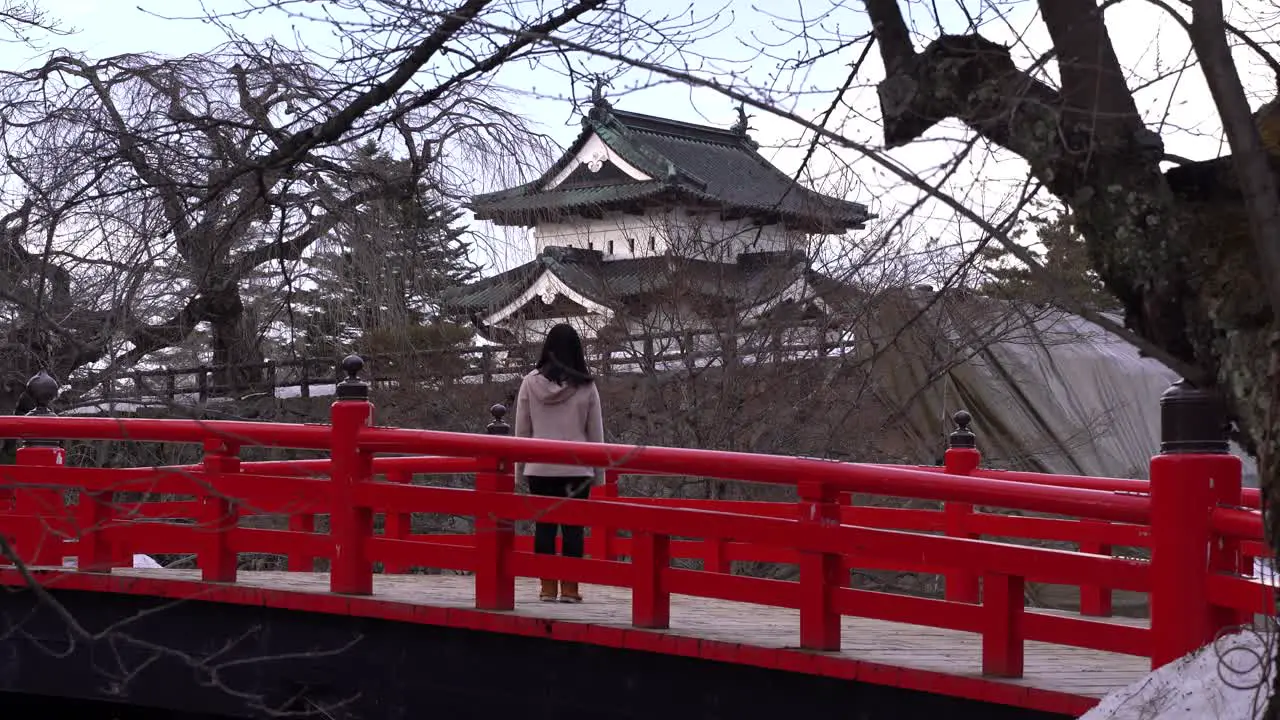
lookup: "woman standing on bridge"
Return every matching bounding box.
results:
[514,322,605,604]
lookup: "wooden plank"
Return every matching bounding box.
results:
[109,568,1149,701]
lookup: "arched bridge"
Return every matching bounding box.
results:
[0,358,1273,719]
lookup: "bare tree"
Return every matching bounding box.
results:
[0,0,701,412]
[0,0,67,45]
[421,0,1280,502]
[1,41,540,393]
[416,0,1279,628]
[859,0,1278,469]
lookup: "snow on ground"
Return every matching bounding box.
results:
[1082,628,1276,719]
[1256,558,1279,585]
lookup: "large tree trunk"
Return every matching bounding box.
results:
[205,286,263,394]
[0,375,28,464]
[865,0,1280,702]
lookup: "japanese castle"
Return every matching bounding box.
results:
[441,93,873,357]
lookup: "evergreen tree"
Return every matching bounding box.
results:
[977,208,1120,312]
[297,141,478,358]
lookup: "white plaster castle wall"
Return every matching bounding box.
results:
[533,210,796,261]
[518,315,609,344]
[497,297,713,350]
[491,276,837,355]
[504,300,842,361]
[495,294,788,357]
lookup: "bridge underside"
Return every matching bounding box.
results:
[2,690,240,719]
[0,585,1071,720]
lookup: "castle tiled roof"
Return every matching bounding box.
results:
[467,102,872,234]
[440,246,840,320]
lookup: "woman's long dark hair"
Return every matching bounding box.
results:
[535,323,594,386]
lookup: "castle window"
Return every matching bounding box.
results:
[607,240,615,255]
[628,237,636,254]
[649,236,656,251]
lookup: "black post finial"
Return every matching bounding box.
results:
[1159,379,1229,454]
[23,370,61,448]
[335,355,369,400]
[948,410,976,449]
[25,370,59,415]
[487,403,510,435]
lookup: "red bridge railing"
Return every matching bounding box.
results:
[0,359,1273,682]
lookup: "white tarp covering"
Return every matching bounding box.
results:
[873,290,1258,482]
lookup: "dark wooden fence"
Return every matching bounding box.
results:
[68,325,857,405]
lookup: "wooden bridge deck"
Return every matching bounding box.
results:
[94,568,1148,709]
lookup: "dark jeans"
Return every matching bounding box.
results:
[526,475,592,559]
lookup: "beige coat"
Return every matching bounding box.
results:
[513,370,605,485]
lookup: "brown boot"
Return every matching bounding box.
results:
[539,579,558,602]
[559,581,582,604]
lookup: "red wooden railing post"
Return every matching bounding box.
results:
[798,478,841,651]
[703,536,731,574]
[199,438,240,582]
[943,410,980,604]
[1078,539,1114,617]
[14,371,68,568]
[1150,380,1235,669]
[287,511,316,572]
[475,404,515,611]
[632,530,671,628]
[75,489,115,572]
[383,469,412,573]
[696,472,731,573]
[1207,442,1248,628]
[590,469,619,561]
[14,443,68,566]
[982,572,1025,677]
[329,356,375,596]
